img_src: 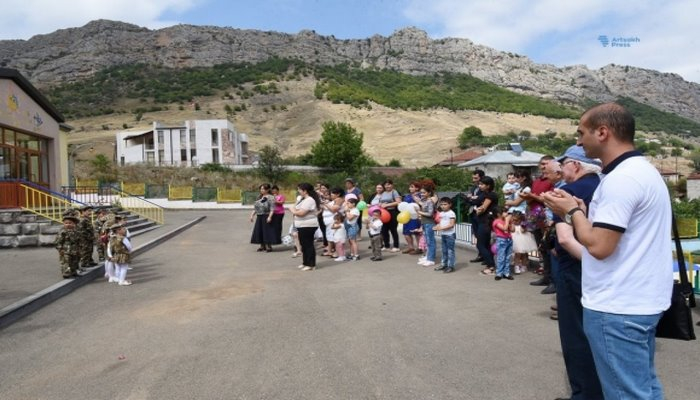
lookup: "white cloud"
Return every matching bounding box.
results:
[403,0,700,83]
[0,0,203,40]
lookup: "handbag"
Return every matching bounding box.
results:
[655,215,696,340]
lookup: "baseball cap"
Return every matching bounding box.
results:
[557,145,602,167]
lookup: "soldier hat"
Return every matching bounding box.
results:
[62,215,80,223]
[110,222,126,231]
[79,205,94,211]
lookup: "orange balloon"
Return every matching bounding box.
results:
[380,208,391,223]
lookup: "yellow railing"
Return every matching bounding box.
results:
[121,182,146,196]
[169,186,193,200]
[217,188,242,203]
[118,195,164,225]
[280,189,298,203]
[677,218,698,239]
[20,184,81,223]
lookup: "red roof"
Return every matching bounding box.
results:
[436,149,484,166]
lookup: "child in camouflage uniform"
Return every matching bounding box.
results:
[77,205,97,269]
[96,209,116,262]
[55,214,81,278]
[109,223,133,286]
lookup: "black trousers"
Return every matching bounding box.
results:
[556,262,604,399]
[297,227,317,267]
[381,208,400,249]
[317,214,328,247]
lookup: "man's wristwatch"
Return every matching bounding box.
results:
[564,207,583,225]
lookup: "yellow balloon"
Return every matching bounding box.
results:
[397,210,411,224]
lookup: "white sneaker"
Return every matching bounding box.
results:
[301,266,315,271]
[334,257,346,262]
[118,280,132,286]
[423,261,435,267]
[297,264,305,269]
[108,277,118,283]
[514,265,521,274]
[390,248,400,253]
[417,259,426,265]
[418,256,427,263]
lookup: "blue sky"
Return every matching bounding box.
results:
[2,0,699,83]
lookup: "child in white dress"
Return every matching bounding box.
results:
[331,213,347,261]
[511,212,537,274]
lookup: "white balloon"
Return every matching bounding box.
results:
[398,202,410,212]
[408,203,419,219]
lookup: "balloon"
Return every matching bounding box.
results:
[398,202,410,212]
[433,212,441,224]
[380,208,391,224]
[408,203,419,219]
[282,235,293,246]
[491,243,497,255]
[357,200,367,211]
[397,210,411,224]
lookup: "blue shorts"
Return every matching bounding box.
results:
[345,223,358,239]
[402,219,421,235]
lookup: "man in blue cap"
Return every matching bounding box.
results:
[550,145,603,400]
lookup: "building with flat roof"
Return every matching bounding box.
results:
[116,120,249,167]
[0,68,71,191]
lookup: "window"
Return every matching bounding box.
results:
[146,152,155,164]
[181,149,187,161]
[212,148,219,164]
[189,129,196,148]
[120,156,125,166]
[190,149,197,159]
[180,130,187,147]
[146,136,154,150]
[158,150,164,164]
[157,130,164,147]
[211,128,219,146]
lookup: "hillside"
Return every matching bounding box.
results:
[67,75,579,167]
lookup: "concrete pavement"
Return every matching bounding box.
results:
[0,209,698,399]
[0,210,207,326]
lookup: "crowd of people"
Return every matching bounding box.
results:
[250,103,675,400]
[55,206,133,285]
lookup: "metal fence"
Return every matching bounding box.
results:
[193,187,217,202]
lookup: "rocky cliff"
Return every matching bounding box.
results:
[2,20,699,122]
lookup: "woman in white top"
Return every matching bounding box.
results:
[288,182,321,271]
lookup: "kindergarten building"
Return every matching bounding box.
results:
[116,120,249,167]
[0,68,71,192]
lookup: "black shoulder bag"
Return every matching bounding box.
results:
[655,215,696,340]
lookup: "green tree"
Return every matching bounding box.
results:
[256,145,287,183]
[457,126,483,149]
[688,151,700,170]
[89,154,117,183]
[310,121,371,174]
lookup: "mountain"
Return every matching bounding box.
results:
[2,19,700,123]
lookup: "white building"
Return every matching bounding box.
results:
[116,120,248,167]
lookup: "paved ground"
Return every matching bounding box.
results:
[0,210,205,311]
[0,210,698,399]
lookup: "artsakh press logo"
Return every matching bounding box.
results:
[598,35,640,48]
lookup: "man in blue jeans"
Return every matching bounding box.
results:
[544,103,672,400]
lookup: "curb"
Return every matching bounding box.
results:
[0,216,206,330]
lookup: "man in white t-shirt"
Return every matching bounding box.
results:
[543,103,672,400]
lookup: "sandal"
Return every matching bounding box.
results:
[480,267,495,275]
